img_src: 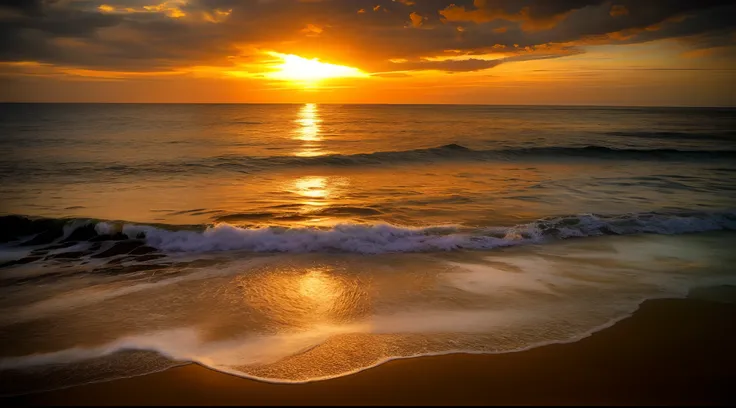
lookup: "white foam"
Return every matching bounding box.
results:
[0,307,531,371]
[104,211,736,254]
[128,223,514,254]
[0,245,34,263]
[94,222,118,236]
[1,229,735,390]
[444,260,557,295]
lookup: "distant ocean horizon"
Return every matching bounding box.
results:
[2,102,735,108]
[1,103,735,395]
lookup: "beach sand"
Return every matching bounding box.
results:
[6,297,736,406]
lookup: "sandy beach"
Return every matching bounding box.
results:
[5,297,735,406]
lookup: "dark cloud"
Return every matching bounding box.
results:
[0,1,124,63]
[440,0,607,31]
[0,0,46,16]
[384,58,504,72]
[0,0,733,74]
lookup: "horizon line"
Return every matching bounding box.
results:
[0,102,734,109]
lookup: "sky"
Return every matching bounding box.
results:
[1,0,735,105]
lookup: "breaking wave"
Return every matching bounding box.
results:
[2,210,735,256]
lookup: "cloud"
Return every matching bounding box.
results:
[370,72,412,78]
[96,1,188,18]
[609,4,628,17]
[301,23,323,35]
[0,0,45,17]
[409,11,423,28]
[439,0,606,32]
[386,57,505,72]
[377,45,585,73]
[0,0,733,77]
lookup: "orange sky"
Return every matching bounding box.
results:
[1,0,734,106]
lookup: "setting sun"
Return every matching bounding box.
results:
[265,52,368,83]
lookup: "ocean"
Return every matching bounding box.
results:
[1,103,735,394]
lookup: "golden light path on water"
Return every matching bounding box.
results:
[283,103,351,225]
[294,104,320,141]
[293,103,325,157]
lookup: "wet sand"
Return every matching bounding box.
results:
[7,298,736,406]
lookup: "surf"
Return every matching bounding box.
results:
[1,210,735,261]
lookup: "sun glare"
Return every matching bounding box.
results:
[266,52,368,83]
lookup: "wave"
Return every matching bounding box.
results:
[223,144,736,167]
[2,210,735,256]
[6,145,736,180]
[4,283,736,391]
[603,130,736,142]
[0,309,638,396]
[0,309,631,385]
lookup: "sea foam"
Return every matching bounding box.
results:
[116,211,736,254]
[2,210,735,256]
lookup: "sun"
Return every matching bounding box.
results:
[265,52,368,83]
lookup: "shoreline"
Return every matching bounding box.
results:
[6,297,736,406]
